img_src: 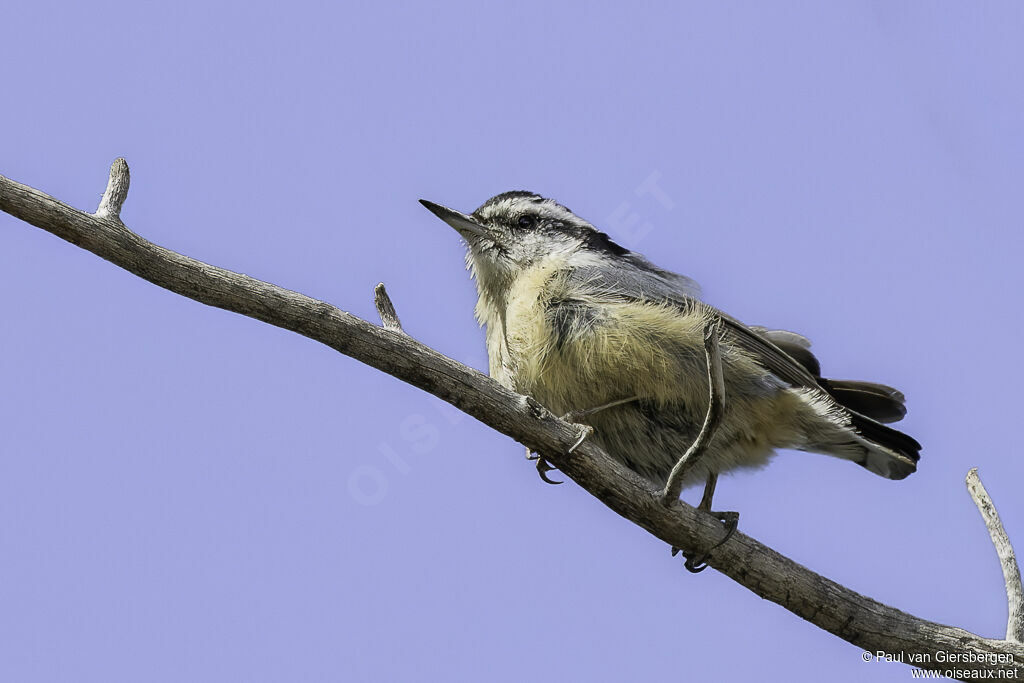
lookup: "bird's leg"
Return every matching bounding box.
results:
[698,471,719,511]
[693,472,740,563]
[673,472,740,573]
[656,321,736,572]
[527,396,640,485]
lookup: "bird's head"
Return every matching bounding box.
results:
[420,191,629,296]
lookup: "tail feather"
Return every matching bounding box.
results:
[820,379,907,424]
[846,411,921,480]
[751,327,821,376]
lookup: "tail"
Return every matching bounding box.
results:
[815,378,920,478]
[757,328,922,480]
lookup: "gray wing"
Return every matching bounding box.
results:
[568,258,820,390]
[717,314,820,388]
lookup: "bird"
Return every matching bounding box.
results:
[420,191,920,568]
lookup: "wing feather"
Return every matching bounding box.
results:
[568,263,819,389]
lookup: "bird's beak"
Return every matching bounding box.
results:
[419,199,489,239]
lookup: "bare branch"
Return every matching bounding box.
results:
[661,320,725,504]
[95,157,130,219]
[2,161,1023,680]
[373,283,404,332]
[967,468,1024,642]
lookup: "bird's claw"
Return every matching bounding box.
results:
[523,417,595,485]
[536,457,562,485]
[526,448,562,485]
[682,550,710,573]
[674,510,739,574]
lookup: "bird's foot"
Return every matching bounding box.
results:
[672,510,739,573]
[566,424,594,454]
[558,407,598,456]
[524,411,596,485]
[526,448,562,485]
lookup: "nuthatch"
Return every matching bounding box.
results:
[420,191,920,564]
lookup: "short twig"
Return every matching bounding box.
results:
[967,468,1024,642]
[95,158,130,219]
[661,319,725,505]
[374,283,404,332]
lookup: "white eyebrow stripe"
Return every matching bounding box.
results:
[479,196,595,230]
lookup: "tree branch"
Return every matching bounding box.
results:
[3,160,1023,680]
[96,157,130,219]
[967,468,1024,643]
[661,320,725,504]
[373,282,404,333]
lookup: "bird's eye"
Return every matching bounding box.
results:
[517,215,535,228]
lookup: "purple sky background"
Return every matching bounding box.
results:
[2,2,1023,681]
